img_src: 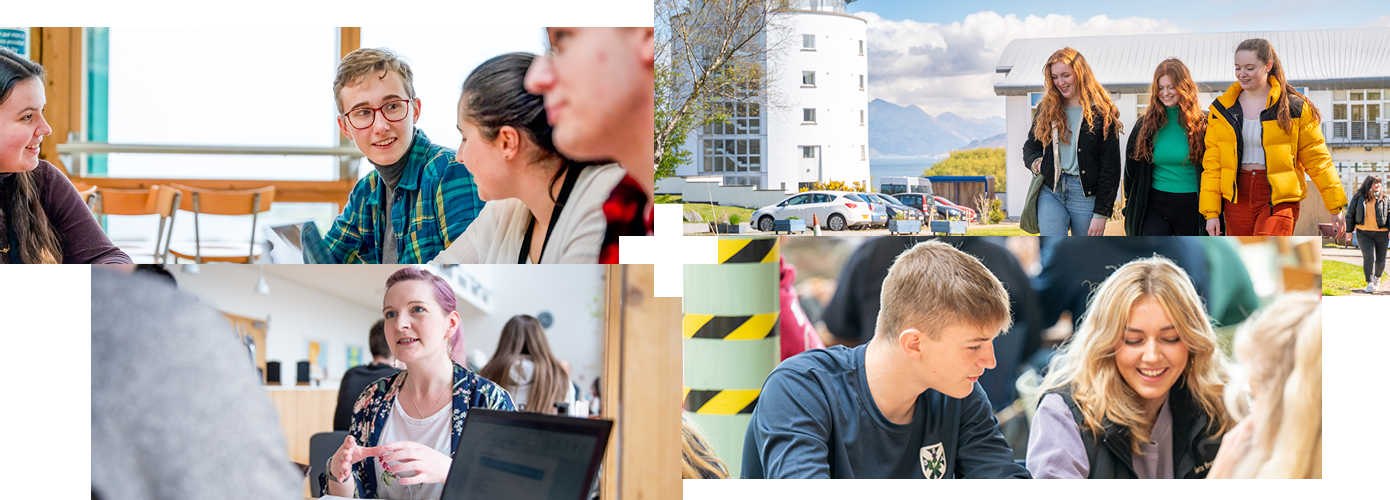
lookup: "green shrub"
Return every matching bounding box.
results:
[729,214,743,225]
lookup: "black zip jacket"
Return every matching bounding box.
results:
[1022,109,1123,218]
[1048,382,1223,479]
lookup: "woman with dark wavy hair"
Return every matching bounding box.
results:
[0,49,128,264]
[432,52,626,264]
[1122,58,1208,236]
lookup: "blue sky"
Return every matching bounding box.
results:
[849,0,1389,31]
[847,0,1390,119]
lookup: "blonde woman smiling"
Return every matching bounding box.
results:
[1027,257,1233,479]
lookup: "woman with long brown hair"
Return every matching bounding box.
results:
[479,314,576,414]
[1023,47,1123,236]
[1122,58,1208,236]
[1200,38,1345,236]
[0,49,128,264]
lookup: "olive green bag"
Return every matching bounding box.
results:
[1020,128,1061,235]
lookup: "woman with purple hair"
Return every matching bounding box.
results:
[322,267,515,499]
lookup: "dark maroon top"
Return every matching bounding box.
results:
[0,160,131,264]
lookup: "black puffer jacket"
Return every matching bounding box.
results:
[1047,382,1224,479]
[1347,192,1390,230]
[1022,108,1123,217]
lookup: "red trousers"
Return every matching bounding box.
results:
[1223,169,1299,236]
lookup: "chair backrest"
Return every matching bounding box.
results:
[308,430,350,497]
[93,187,157,216]
[168,184,276,216]
[75,184,98,204]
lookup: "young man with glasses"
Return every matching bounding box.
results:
[302,47,485,263]
[524,28,654,263]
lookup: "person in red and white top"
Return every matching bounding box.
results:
[524,28,655,263]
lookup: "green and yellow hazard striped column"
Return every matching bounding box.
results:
[683,236,780,477]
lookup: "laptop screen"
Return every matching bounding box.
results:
[441,409,612,500]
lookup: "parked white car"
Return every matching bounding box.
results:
[751,191,876,232]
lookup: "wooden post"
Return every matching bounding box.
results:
[603,265,680,499]
[32,27,84,176]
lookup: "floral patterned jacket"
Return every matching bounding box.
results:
[318,362,515,498]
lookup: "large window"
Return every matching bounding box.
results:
[702,139,761,173]
[1332,89,1385,141]
[702,102,762,135]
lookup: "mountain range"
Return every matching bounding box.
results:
[867,98,1005,156]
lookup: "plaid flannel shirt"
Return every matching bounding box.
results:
[303,129,484,264]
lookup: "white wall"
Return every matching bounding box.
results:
[768,11,870,191]
[454,266,607,393]
[168,265,606,394]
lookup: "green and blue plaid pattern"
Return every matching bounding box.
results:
[303,129,485,264]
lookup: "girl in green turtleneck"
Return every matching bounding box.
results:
[1122,58,1209,236]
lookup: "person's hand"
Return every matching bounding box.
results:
[1207,416,1256,479]
[1206,218,1222,236]
[1087,218,1106,236]
[330,435,383,483]
[379,441,453,485]
[1030,158,1042,175]
[1331,211,1346,238]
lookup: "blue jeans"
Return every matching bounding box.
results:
[1037,174,1096,236]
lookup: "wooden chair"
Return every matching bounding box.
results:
[167,184,276,264]
[90,185,182,264]
[75,183,99,213]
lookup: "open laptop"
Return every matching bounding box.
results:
[439,409,613,500]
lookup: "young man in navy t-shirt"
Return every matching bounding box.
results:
[742,240,1031,479]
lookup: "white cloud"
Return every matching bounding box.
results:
[1365,15,1390,27]
[861,11,1186,118]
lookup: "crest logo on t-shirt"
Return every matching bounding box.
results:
[919,442,946,479]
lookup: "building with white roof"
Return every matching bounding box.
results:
[994,27,1390,218]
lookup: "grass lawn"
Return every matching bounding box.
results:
[1323,260,1370,296]
[967,225,1028,236]
[682,203,756,224]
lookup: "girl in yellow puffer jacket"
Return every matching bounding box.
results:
[1200,38,1346,236]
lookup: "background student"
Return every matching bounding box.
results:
[1207,293,1321,479]
[742,240,1029,479]
[1346,175,1388,293]
[334,320,401,431]
[323,268,515,499]
[524,27,654,263]
[0,49,130,264]
[304,48,486,264]
[1200,38,1346,236]
[431,52,623,264]
[478,314,577,414]
[1023,47,1123,236]
[1123,58,1208,236]
[1028,257,1234,479]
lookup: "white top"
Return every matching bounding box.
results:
[374,398,452,500]
[431,163,626,264]
[1241,118,1265,165]
[505,356,577,413]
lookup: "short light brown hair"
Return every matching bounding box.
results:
[333,47,417,113]
[874,240,1012,341]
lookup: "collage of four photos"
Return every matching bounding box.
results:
[1,0,1377,498]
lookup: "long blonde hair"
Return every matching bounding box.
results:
[1225,293,1321,479]
[1036,257,1232,454]
[1032,47,1121,147]
[681,415,729,479]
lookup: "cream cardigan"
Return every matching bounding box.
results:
[431,163,624,264]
